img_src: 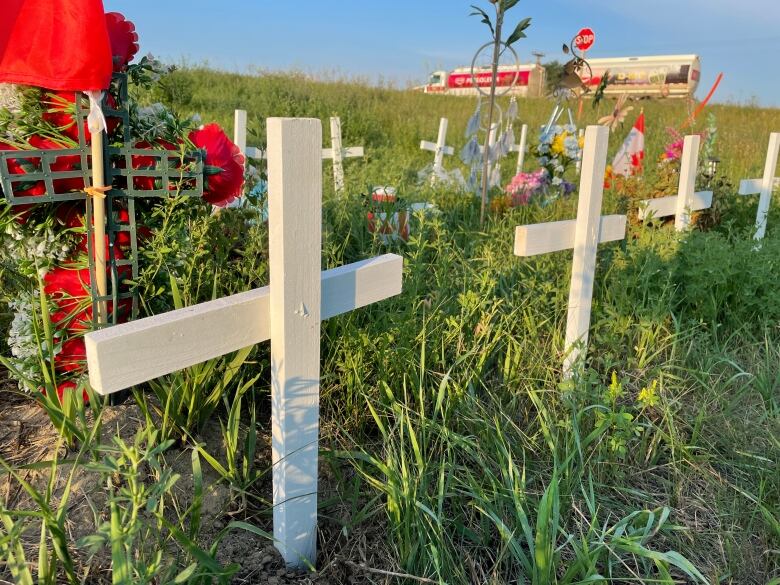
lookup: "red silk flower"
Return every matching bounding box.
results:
[41,91,120,143]
[0,141,46,198]
[188,124,245,207]
[105,13,139,72]
[130,139,178,191]
[53,381,90,405]
[28,136,85,193]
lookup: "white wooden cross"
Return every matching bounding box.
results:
[637,135,712,231]
[510,123,528,176]
[479,122,502,188]
[419,117,454,183]
[738,132,779,241]
[322,116,364,193]
[513,125,626,377]
[234,111,363,194]
[84,118,402,569]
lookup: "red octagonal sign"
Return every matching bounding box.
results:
[574,28,595,52]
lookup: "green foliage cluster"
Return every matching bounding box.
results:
[1,67,779,583]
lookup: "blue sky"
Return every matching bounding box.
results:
[105,0,780,107]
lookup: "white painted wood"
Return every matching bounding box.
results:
[267,118,322,567]
[575,129,585,176]
[637,191,712,221]
[563,125,612,376]
[511,123,528,175]
[511,126,622,378]
[636,135,710,230]
[330,116,345,192]
[322,146,364,159]
[674,135,701,231]
[234,109,248,158]
[85,117,402,570]
[739,177,780,194]
[245,146,265,160]
[738,132,780,241]
[419,118,454,176]
[84,254,403,394]
[514,215,626,257]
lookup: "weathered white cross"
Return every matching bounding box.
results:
[637,134,712,231]
[323,116,364,192]
[510,123,528,176]
[738,132,779,241]
[84,118,402,568]
[513,125,626,377]
[419,117,455,184]
[234,111,364,193]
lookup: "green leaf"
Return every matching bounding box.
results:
[505,17,531,46]
[501,0,521,11]
[469,5,495,37]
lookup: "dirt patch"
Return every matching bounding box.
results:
[0,379,400,584]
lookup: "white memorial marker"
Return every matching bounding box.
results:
[738,132,779,241]
[234,111,364,193]
[510,123,528,176]
[420,117,455,183]
[637,135,712,231]
[513,125,626,377]
[84,118,402,568]
[322,116,364,193]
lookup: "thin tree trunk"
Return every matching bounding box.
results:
[479,5,504,227]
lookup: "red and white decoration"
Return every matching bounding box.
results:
[612,112,645,177]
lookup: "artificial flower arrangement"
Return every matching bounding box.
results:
[0,12,247,403]
[500,124,580,208]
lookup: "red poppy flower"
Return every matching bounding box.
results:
[52,381,90,405]
[54,337,86,373]
[130,140,179,191]
[0,141,47,198]
[41,91,120,143]
[105,13,139,72]
[188,124,245,207]
[27,136,85,193]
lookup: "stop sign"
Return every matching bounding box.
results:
[574,28,595,52]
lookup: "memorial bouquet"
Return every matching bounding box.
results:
[0,11,246,404]
[502,124,580,207]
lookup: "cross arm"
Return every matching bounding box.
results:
[637,191,713,220]
[739,177,780,195]
[419,141,454,155]
[85,254,403,395]
[322,147,364,160]
[514,215,626,257]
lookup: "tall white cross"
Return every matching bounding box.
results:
[738,132,779,241]
[419,118,454,183]
[234,111,364,193]
[323,116,364,193]
[637,134,712,230]
[510,123,528,176]
[84,118,402,569]
[513,125,626,377]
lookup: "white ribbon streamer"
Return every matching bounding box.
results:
[84,90,107,134]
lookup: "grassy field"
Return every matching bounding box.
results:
[1,67,779,584]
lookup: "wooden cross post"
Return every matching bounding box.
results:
[513,125,626,377]
[84,118,403,568]
[233,111,364,194]
[322,117,364,193]
[738,132,780,241]
[420,118,454,183]
[510,123,528,176]
[637,135,712,230]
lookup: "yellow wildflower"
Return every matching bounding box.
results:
[637,380,659,409]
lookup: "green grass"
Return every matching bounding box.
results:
[2,66,779,583]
